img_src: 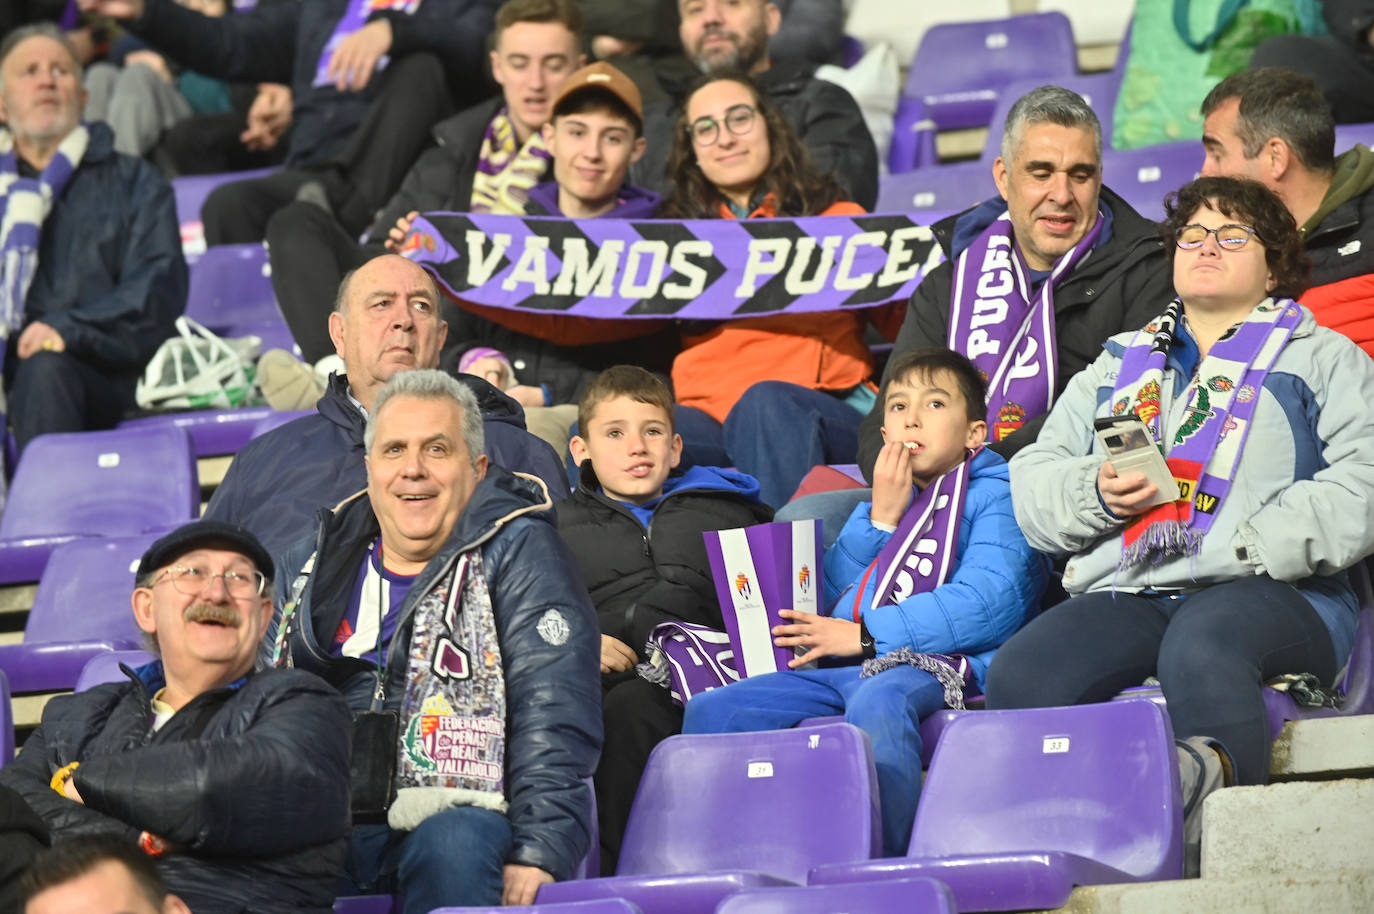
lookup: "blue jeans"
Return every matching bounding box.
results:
[776,487,871,549]
[7,350,136,454]
[683,665,947,856]
[984,575,1339,786]
[343,806,513,914]
[565,404,729,488]
[723,382,865,509]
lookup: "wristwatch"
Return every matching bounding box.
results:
[858,619,877,659]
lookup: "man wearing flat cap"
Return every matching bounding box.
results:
[0,521,353,914]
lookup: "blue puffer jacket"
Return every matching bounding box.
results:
[22,121,185,375]
[272,467,602,881]
[823,448,1049,688]
[205,371,567,557]
[125,0,500,168]
[0,662,352,914]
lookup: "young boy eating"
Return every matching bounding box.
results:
[682,348,1048,856]
[557,366,773,872]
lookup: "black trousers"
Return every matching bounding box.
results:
[154,110,290,179]
[202,52,454,245]
[1251,35,1374,124]
[7,351,137,454]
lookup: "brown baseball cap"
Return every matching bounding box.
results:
[551,61,643,123]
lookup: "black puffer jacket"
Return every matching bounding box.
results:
[632,58,879,210]
[273,468,602,881]
[558,463,774,663]
[125,0,499,168]
[855,185,1174,479]
[0,662,352,914]
[204,372,567,557]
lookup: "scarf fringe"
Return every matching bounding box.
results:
[1119,520,1202,569]
[860,648,971,710]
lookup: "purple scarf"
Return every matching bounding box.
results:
[948,208,1106,441]
[312,0,423,88]
[1111,297,1302,567]
[638,621,742,707]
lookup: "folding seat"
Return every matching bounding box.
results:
[332,898,398,914]
[1099,141,1200,223]
[0,425,197,586]
[0,533,161,693]
[250,410,315,441]
[716,877,956,914]
[876,160,993,220]
[892,12,1078,172]
[429,900,642,914]
[537,722,881,913]
[808,701,1183,912]
[1334,122,1374,153]
[173,168,278,260]
[1,669,12,768]
[120,406,278,460]
[75,650,158,693]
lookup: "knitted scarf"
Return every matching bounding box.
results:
[312,0,424,87]
[1110,297,1302,568]
[948,208,1106,441]
[469,110,551,215]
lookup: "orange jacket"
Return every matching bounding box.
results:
[671,197,902,422]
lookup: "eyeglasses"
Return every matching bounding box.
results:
[1175,223,1259,251]
[151,564,266,600]
[688,104,758,147]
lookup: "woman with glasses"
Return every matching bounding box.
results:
[986,176,1374,802]
[659,73,900,508]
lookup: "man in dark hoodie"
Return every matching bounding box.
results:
[204,254,566,557]
[1200,67,1374,358]
[779,85,1174,541]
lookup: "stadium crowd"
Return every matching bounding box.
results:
[2,0,1374,911]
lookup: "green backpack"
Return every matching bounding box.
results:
[1111,0,1326,150]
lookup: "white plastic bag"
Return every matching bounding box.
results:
[135,316,263,411]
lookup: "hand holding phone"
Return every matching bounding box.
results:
[1093,416,1180,514]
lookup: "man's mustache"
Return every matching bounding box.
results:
[185,604,242,627]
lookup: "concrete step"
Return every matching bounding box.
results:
[1202,777,1374,880]
[1033,871,1374,914]
[1271,715,1374,781]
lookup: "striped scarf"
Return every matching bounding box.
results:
[469,110,551,215]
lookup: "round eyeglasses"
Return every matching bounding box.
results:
[688,104,758,147]
[151,564,267,600]
[1175,223,1259,251]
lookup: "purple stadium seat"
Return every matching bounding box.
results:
[538,723,881,913]
[184,243,284,334]
[876,159,992,220]
[332,897,398,914]
[75,649,158,693]
[808,701,1183,911]
[1099,141,1200,223]
[431,900,643,914]
[0,425,197,586]
[1333,122,1374,153]
[892,12,1078,172]
[839,35,865,68]
[249,410,314,440]
[1,669,12,768]
[717,877,956,914]
[120,406,278,459]
[0,533,160,693]
[173,168,277,259]
[799,708,966,768]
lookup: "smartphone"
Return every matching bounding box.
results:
[1092,415,1179,508]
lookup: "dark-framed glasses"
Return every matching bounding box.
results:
[688,104,758,147]
[1175,223,1258,251]
[152,564,266,600]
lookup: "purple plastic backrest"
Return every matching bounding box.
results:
[717,877,956,914]
[120,407,277,459]
[913,701,1182,880]
[250,410,315,440]
[173,169,277,235]
[430,900,643,914]
[906,13,1078,132]
[618,722,881,882]
[1334,122,1374,154]
[75,650,158,693]
[876,159,993,217]
[184,243,282,334]
[980,71,1122,165]
[1,669,12,767]
[1099,141,1201,222]
[332,897,398,914]
[1,426,198,539]
[25,535,159,645]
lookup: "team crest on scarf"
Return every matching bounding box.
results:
[734,573,751,598]
[403,694,503,782]
[797,564,811,594]
[992,402,1027,442]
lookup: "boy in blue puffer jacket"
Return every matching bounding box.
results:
[684,348,1048,856]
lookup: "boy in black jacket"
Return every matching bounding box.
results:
[558,366,773,873]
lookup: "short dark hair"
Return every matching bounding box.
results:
[578,365,675,435]
[493,0,583,49]
[553,88,643,138]
[1201,68,1335,174]
[880,348,987,424]
[21,836,167,910]
[1162,175,1311,300]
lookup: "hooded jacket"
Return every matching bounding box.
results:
[272,468,602,882]
[823,448,1047,688]
[0,662,352,914]
[1009,305,1374,664]
[855,185,1175,479]
[558,463,774,658]
[204,372,567,557]
[1297,143,1374,356]
[19,120,185,376]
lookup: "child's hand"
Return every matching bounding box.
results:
[773,609,862,667]
[600,634,638,674]
[870,440,916,527]
[1096,460,1159,518]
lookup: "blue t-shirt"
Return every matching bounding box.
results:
[333,539,416,665]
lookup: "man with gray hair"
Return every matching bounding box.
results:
[1199,67,1374,357]
[781,85,1174,539]
[0,23,184,453]
[270,368,600,913]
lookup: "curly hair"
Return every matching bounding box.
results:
[660,73,849,218]
[1162,176,1311,301]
